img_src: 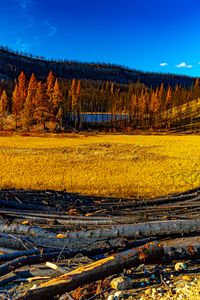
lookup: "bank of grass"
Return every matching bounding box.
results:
[0,134,199,198]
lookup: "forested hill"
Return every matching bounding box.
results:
[0,47,196,88]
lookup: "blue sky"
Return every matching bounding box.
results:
[1,0,200,76]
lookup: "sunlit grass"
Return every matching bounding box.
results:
[0,134,200,198]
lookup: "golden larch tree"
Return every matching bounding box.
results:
[0,90,8,116]
[46,70,55,106]
[12,71,27,127]
[52,79,64,127]
[34,81,49,129]
[0,90,8,130]
[22,73,38,130]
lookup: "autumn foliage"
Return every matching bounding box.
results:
[0,70,200,132]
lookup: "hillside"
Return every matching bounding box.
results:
[0,47,196,88]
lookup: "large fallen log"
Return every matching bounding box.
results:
[0,208,115,225]
[17,241,163,300]
[15,236,125,251]
[0,224,56,238]
[63,218,200,240]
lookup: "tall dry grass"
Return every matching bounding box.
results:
[0,134,200,198]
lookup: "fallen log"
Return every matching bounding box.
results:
[0,224,56,238]
[96,192,198,209]
[63,218,200,240]
[0,249,41,262]
[0,269,62,287]
[16,241,163,300]
[0,199,55,212]
[0,238,126,277]
[163,243,200,261]
[0,209,115,225]
[0,252,64,277]
[20,236,125,251]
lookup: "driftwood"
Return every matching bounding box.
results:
[0,238,126,277]
[63,219,200,240]
[25,236,124,252]
[15,242,200,300]
[0,251,75,277]
[0,249,41,262]
[0,224,56,238]
[0,188,200,298]
[0,208,115,225]
[0,199,55,212]
[17,241,163,300]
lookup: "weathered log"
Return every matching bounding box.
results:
[0,252,71,277]
[0,238,126,277]
[16,241,163,300]
[0,199,55,211]
[0,235,29,250]
[0,249,41,262]
[0,269,62,287]
[96,192,198,209]
[0,208,111,220]
[0,224,56,238]
[20,236,125,251]
[163,243,200,261]
[0,208,115,225]
[63,219,200,240]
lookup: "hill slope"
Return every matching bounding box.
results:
[0,48,196,88]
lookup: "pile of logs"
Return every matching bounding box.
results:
[0,187,199,299]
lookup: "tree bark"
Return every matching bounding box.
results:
[0,224,56,238]
[62,218,200,240]
[16,241,163,300]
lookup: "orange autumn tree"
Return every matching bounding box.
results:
[165,86,172,128]
[69,79,79,128]
[52,79,64,128]
[0,90,8,130]
[12,71,27,128]
[34,81,49,129]
[150,88,160,127]
[46,70,55,109]
[22,73,38,130]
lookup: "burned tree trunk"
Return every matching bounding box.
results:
[17,241,163,300]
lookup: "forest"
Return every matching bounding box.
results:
[0,69,200,132]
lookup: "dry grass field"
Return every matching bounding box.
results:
[0,134,199,199]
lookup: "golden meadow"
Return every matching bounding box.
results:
[0,134,199,199]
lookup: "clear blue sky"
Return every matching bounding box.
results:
[1,0,200,76]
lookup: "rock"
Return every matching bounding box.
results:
[174,262,188,271]
[107,294,114,300]
[113,291,124,300]
[110,276,133,290]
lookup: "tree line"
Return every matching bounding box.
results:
[0,70,200,132]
